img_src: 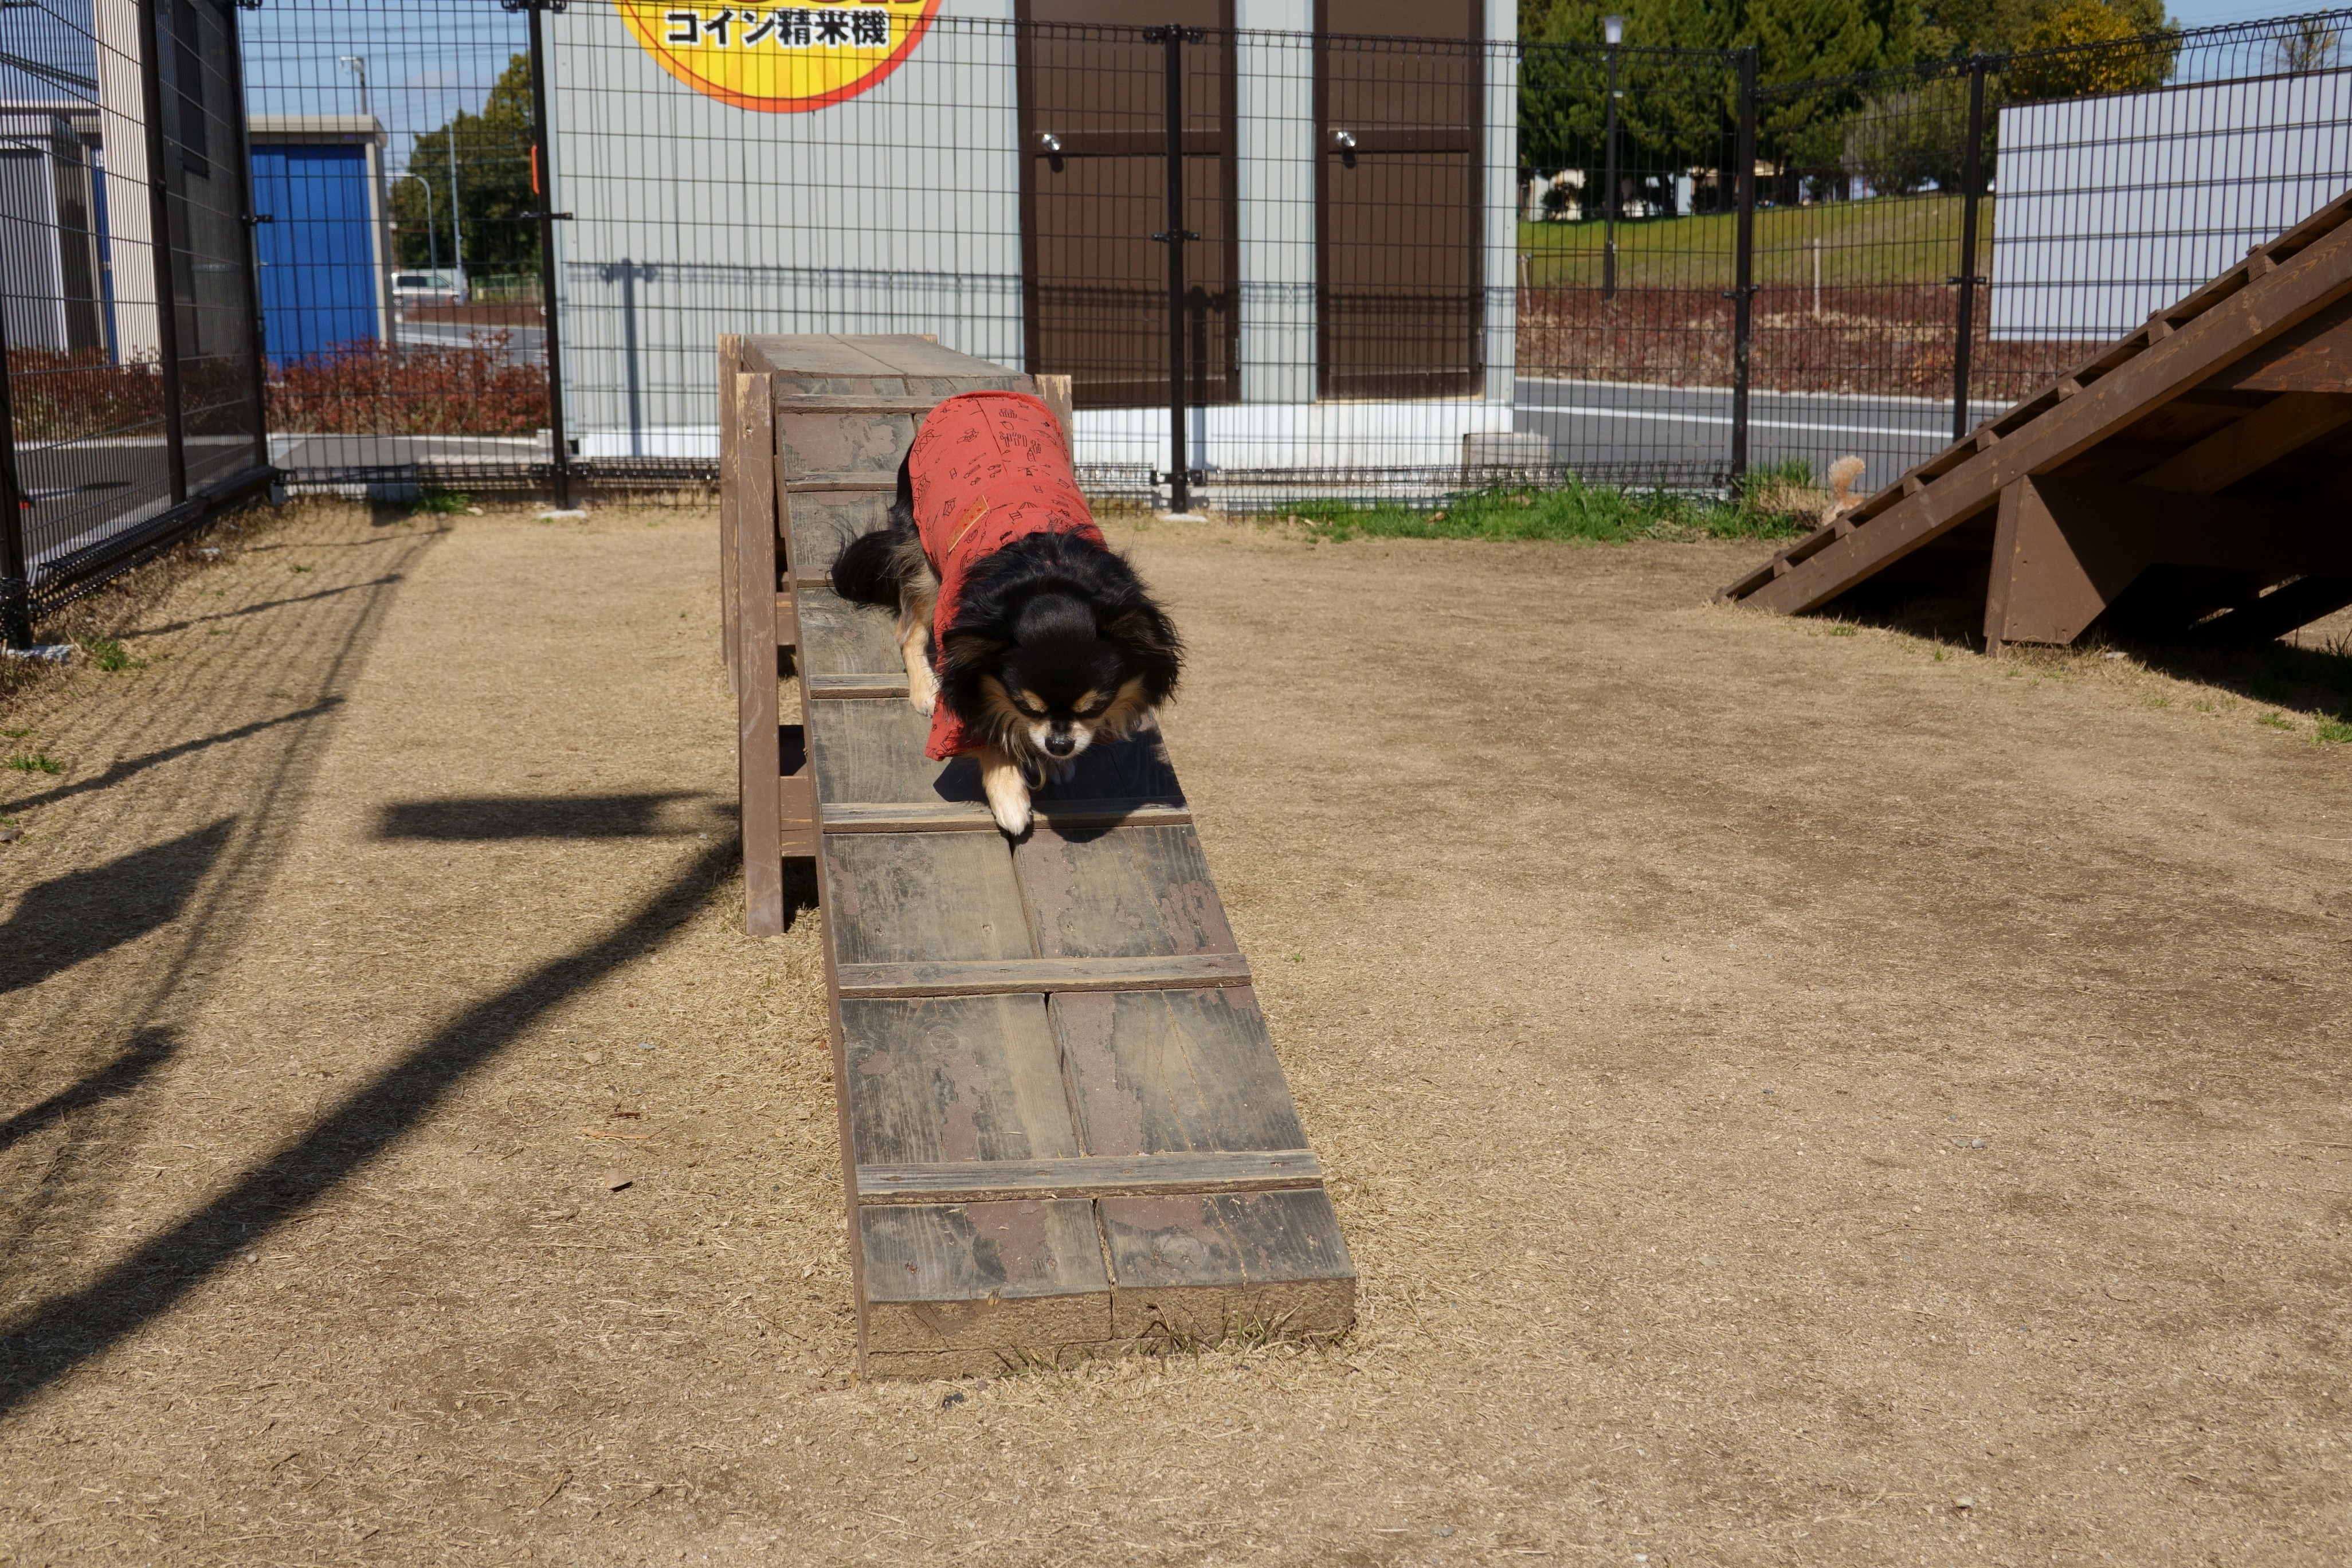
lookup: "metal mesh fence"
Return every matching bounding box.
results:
[7,1,2350,636]
[1,0,268,641]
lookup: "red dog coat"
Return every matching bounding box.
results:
[908,390,1103,760]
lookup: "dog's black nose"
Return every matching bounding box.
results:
[1045,733,1076,756]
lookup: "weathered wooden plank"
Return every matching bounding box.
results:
[1035,373,1076,457]
[859,1199,1111,1358]
[719,334,742,692]
[786,472,900,492]
[856,1150,1323,1204]
[837,952,1254,999]
[2199,292,2352,393]
[1099,1189,1357,1340]
[778,772,817,859]
[771,594,798,649]
[777,412,917,479]
[841,994,1076,1167]
[1014,823,1236,959]
[822,799,1193,834]
[794,585,902,676]
[1052,987,1309,1156]
[808,673,912,700]
[734,372,784,937]
[742,335,904,377]
[824,833,1030,966]
[807,697,974,807]
[856,336,1037,377]
[786,492,892,583]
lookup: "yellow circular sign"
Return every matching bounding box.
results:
[621,2,944,114]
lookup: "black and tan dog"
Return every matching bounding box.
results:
[830,390,1182,835]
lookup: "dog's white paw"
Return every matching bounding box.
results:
[909,668,940,717]
[981,759,1032,836]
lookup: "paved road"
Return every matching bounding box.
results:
[1516,377,2006,491]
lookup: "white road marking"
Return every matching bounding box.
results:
[1518,403,1955,439]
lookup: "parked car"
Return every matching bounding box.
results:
[391,269,467,308]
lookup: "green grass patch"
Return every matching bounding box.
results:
[6,752,63,774]
[1520,192,1980,289]
[1,725,29,739]
[2257,711,2294,731]
[2315,716,2352,744]
[1273,462,1816,546]
[413,489,472,515]
[83,637,145,672]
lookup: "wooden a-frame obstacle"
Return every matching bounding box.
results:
[719,334,1354,1377]
[1722,189,2352,647]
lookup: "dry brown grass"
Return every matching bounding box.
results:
[2,502,2347,1565]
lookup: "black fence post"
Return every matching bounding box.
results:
[1727,46,1758,487]
[223,0,272,479]
[518,0,573,508]
[1951,55,1989,446]
[135,0,188,507]
[0,350,30,649]
[1148,22,1200,515]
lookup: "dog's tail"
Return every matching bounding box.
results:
[1826,454,1865,507]
[830,529,901,606]
[831,449,916,605]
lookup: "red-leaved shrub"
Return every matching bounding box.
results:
[266,336,550,436]
[1520,284,2085,404]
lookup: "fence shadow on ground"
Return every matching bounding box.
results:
[375,791,717,841]
[0,703,342,816]
[0,821,237,998]
[0,1029,178,1158]
[0,837,739,1418]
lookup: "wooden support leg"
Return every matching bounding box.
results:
[1984,475,2156,653]
[718,335,742,695]
[735,372,785,936]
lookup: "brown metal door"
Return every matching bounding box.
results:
[1316,0,1483,399]
[1017,1,1237,409]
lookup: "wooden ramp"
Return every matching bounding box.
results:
[719,334,1355,1378]
[1721,190,2352,649]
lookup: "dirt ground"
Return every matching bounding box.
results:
[2,499,2348,1567]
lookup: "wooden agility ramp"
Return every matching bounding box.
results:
[719,334,1354,1377]
[1721,190,2352,648]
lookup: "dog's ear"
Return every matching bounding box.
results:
[937,627,1009,678]
[1101,605,1183,700]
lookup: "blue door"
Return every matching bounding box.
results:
[249,143,381,367]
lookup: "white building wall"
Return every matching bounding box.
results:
[546,1,1022,457]
[547,0,1518,469]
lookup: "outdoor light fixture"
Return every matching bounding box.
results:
[1603,14,1623,45]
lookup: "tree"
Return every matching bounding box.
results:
[2007,0,2174,99]
[388,52,538,275]
[1914,0,2171,60]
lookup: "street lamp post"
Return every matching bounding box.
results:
[1602,14,1622,302]
[409,172,440,275]
[336,53,367,119]
[448,121,464,293]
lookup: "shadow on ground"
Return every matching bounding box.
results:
[0,821,236,997]
[0,838,738,1418]
[0,1030,178,1157]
